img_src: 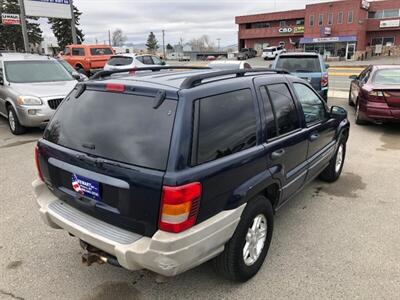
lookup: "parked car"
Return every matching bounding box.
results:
[103,53,166,71]
[33,66,349,282]
[261,46,286,60]
[166,52,190,61]
[57,58,88,82]
[208,60,251,70]
[272,52,329,101]
[206,55,216,61]
[0,53,77,135]
[237,48,257,60]
[60,44,114,75]
[349,65,400,124]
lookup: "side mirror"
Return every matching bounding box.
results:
[71,71,81,80]
[349,75,358,80]
[325,64,330,69]
[268,64,272,68]
[330,106,347,119]
[161,61,166,66]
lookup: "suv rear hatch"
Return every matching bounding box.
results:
[275,55,324,91]
[89,47,114,69]
[37,83,178,236]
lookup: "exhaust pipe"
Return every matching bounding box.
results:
[80,240,121,268]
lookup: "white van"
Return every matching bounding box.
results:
[262,46,286,60]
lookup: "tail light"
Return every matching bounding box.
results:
[368,90,389,103]
[159,182,202,233]
[321,73,329,87]
[35,146,44,182]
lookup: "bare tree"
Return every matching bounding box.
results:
[112,28,127,47]
[189,35,215,51]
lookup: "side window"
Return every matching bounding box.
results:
[266,83,300,135]
[72,48,84,56]
[136,56,144,63]
[63,47,71,55]
[361,69,371,84]
[151,56,163,65]
[259,86,278,140]
[142,56,153,65]
[293,83,327,125]
[193,89,257,165]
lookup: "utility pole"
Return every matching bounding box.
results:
[70,0,78,44]
[162,30,165,59]
[108,29,111,46]
[17,0,30,52]
[217,38,221,51]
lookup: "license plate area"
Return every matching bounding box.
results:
[72,174,101,201]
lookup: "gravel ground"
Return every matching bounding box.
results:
[0,97,399,300]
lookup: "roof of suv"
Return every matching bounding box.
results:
[278,52,320,57]
[92,68,291,91]
[0,53,55,62]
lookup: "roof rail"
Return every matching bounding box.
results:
[91,66,211,80]
[180,68,290,89]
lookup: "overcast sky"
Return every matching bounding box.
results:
[40,0,336,46]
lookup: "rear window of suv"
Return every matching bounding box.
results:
[107,56,133,66]
[276,56,321,73]
[44,89,177,170]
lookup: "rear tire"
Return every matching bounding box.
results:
[319,140,346,182]
[212,195,273,282]
[7,106,26,135]
[348,89,355,107]
[355,101,367,125]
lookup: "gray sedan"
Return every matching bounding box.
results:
[0,53,77,134]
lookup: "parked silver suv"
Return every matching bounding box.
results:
[0,53,77,134]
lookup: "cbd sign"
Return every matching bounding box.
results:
[279,27,293,34]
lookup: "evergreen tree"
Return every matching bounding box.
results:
[48,5,84,50]
[166,43,174,51]
[0,0,42,51]
[146,32,159,53]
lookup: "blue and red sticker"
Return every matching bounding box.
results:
[71,174,101,201]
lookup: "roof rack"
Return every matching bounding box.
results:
[180,68,290,89]
[91,66,211,80]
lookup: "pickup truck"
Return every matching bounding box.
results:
[60,44,114,75]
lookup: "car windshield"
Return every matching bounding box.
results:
[44,90,177,170]
[373,69,400,85]
[58,60,75,74]
[107,56,133,66]
[5,60,73,83]
[275,56,321,73]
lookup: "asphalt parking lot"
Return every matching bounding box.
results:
[1,97,400,300]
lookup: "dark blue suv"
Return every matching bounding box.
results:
[33,67,349,282]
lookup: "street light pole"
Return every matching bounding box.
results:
[217,38,221,51]
[17,0,30,52]
[162,30,166,59]
[70,0,78,44]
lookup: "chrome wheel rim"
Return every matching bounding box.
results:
[243,214,267,266]
[335,145,344,173]
[8,110,16,132]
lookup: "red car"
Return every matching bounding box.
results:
[349,65,400,125]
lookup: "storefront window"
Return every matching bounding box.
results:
[372,37,395,46]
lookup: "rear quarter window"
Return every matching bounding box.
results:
[192,89,257,165]
[44,90,177,170]
[90,48,114,55]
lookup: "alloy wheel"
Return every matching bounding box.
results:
[8,110,16,132]
[243,214,267,266]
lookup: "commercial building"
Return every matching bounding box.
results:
[236,0,400,60]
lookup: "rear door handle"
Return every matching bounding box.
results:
[270,149,285,160]
[309,133,320,142]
